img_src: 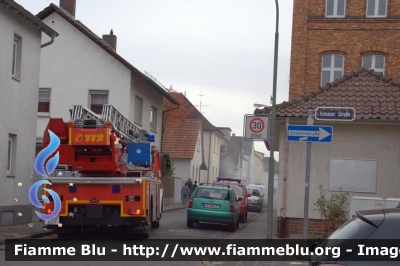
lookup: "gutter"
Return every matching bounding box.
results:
[41,33,57,48]
[207,132,212,183]
[1,0,59,44]
[282,118,289,218]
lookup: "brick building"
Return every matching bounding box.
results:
[289,0,400,100]
[255,0,400,238]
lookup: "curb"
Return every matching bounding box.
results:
[163,205,188,213]
[0,230,55,246]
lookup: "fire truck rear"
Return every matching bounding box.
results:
[41,105,162,238]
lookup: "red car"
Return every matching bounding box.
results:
[213,177,250,223]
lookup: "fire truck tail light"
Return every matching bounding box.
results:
[112,185,120,193]
[46,208,53,214]
[128,209,143,215]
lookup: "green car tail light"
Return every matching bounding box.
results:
[230,201,235,212]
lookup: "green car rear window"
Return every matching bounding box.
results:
[195,187,231,201]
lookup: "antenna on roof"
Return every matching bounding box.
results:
[196,94,209,114]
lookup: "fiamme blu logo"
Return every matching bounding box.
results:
[29,130,61,221]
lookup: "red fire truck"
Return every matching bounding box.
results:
[41,105,162,238]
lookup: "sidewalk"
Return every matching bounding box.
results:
[205,209,308,266]
[0,201,187,246]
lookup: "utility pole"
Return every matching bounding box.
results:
[266,0,279,240]
[303,108,313,246]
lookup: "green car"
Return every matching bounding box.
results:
[187,185,240,231]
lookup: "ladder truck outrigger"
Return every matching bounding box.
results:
[41,105,163,238]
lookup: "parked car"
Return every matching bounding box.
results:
[213,177,250,223]
[187,184,240,231]
[246,187,263,212]
[247,183,267,205]
[310,208,400,265]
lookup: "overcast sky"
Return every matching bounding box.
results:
[18,0,293,156]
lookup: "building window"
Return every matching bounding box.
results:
[326,0,346,17]
[192,166,194,179]
[150,106,157,132]
[38,89,51,113]
[362,55,385,74]
[12,35,22,79]
[134,96,143,125]
[196,137,200,152]
[7,134,16,175]
[321,54,344,86]
[217,140,219,155]
[366,0,387,17]
[89,90,108,114]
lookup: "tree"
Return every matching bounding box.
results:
[312,185,350,235]
[162,88,195,134]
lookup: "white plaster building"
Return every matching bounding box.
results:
[35,0,178,154]
[0,0,58,226]
[256,68,400,237]
[253,151,264,184]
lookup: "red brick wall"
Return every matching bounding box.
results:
[60,0,76,17]
[289,0,400,100]
[276,217,335,238]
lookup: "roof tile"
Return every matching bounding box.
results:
[258,68,400,121]
[162,119,202,159]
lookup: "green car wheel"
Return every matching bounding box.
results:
[187,219,194,228]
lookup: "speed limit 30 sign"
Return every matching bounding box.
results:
[243,114,270,141]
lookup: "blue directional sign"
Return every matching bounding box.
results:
[287,125,333,143]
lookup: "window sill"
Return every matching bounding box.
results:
[134,122,143,127]
[12,76,21,82]
[37,113,50,118]
[7,174,16,178]
[150,128,157,133]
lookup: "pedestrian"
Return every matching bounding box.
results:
[191,180,198,194]
[187,178,193,191]
[181,183,191,205]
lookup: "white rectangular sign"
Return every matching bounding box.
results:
[243,114,270,141]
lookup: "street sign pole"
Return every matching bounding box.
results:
[267,0,279,241]
[303,108,313,249]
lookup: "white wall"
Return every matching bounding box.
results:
[201,130,221,183]
[38,13,131,140]
[131,73,164,148]
[253,152,264,184]
[277,122,400,219]
[191,131,203,183]
[0,3,42,213]
[173,159,191,183]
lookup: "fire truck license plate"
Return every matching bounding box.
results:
[45,216,59,225]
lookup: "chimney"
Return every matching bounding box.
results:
[60,0,76,18]
[102,29,117,52]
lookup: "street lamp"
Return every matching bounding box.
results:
[266,0,279,240]
[253,103,269,109]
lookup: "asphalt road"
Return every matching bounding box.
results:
[0,207,261,266]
